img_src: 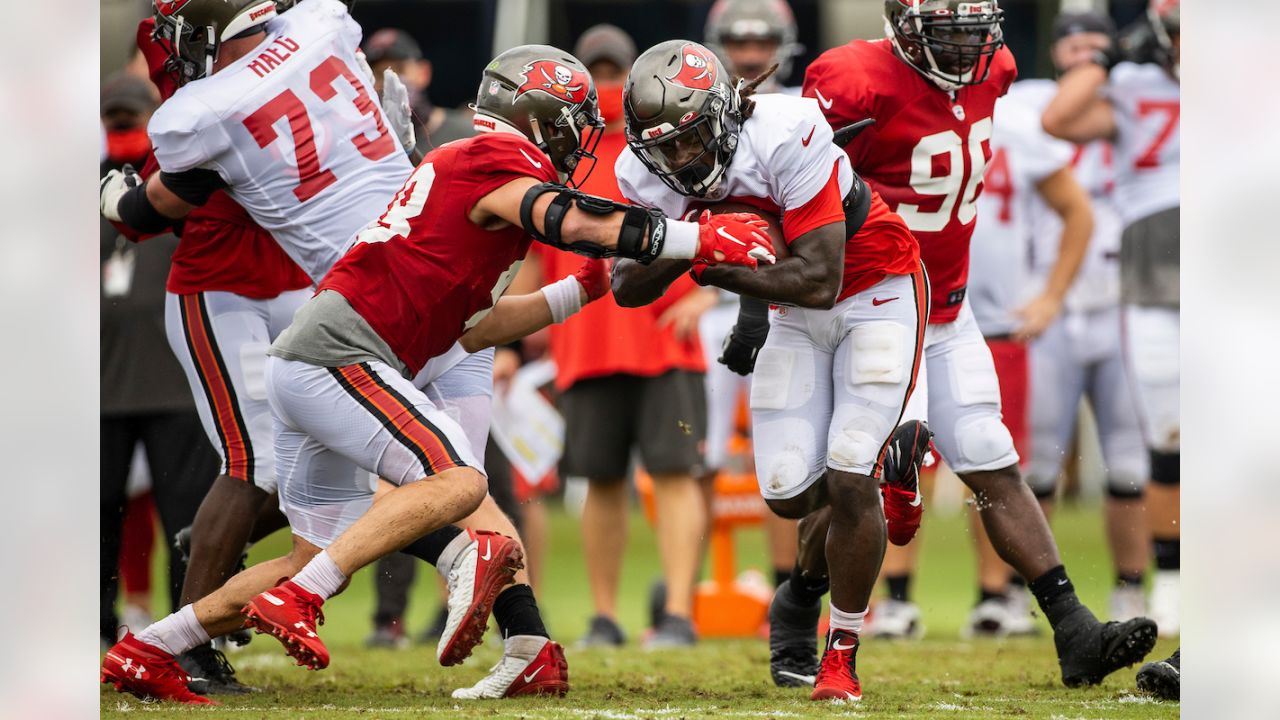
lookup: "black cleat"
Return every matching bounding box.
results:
[178,643,255,695]
[1055,607,1158,687]
[769,580,821,687]
[577,614,626,648]
[1136,648,1180,701]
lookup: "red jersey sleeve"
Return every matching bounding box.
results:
[993,46,1018,97]
[460,133,560,212]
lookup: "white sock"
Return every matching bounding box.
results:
[435,531,475,578]
[135,605,210,656]
[828,603,868,636]
[291,550,348,600]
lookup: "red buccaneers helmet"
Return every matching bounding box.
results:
[884,0,1005,91]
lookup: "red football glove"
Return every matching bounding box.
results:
[694,210,777,269]
[572,258,611,302]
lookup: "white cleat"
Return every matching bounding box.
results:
[863,599,924,640]
[451,635,569,699]
[961,598,1012,639]
[1149,570,1179,637]
[435,530,523,666]
[1002,587,1039,636]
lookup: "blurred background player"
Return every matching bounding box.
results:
[362,27,473,154]
[697,0,802,604]
[1043,0,1182,691]
[802,0,1156,686]
[512,24,713,650]
[1012,10,1154,631]
[964,55,1094,636]
[101,71,220,654]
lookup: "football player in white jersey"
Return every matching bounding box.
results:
[965,73,1096,637]
[612,41,929,701]
[698,0,804,618]
[1043,0,1181,644]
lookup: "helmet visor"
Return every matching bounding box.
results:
[632,117,721,190]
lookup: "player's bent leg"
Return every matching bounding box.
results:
[766,498,830,688]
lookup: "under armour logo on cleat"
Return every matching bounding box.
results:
[122,658,146,680]
[262,592,286,606]
[294,621,317,637]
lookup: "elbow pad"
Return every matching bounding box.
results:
[117,182,175,234]
[842,170,872,239]
[519,182,669,264]
[159,168,228,207]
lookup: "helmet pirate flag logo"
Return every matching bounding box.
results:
[514,60,588,104]
[666,44,718,90]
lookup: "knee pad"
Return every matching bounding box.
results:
[952,414,1017,472]
[760,447,818,497]
[1150,450,1180,486]
[827,408,889,473]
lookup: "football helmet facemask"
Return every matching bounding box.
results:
[152,0,277,86]
[884,0,1005,92]
[624,40,743,199]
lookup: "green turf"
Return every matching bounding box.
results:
[102,503,1179,718]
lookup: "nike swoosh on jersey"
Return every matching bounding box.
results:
[872,297,899,306]
[518,148,543,169]
[716,227,748,246]
[522,665,545,683]
[814,89,834,110]
[801,126,816,147]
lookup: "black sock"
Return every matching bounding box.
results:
[400,525,465,567]
[1116,572,1145,588]
[787,566,829,605]
[1153,538,1180,571]
[493,584,549,639]
[979,587,1005,604]
[773,566,792,589]
[886,574,911,603]
[1029,565,1084,628]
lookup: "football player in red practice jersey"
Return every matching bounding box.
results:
[799,0,1156,688]
[101,44,773,705]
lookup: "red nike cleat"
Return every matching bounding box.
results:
[811,629,863,701]
[437,529,525,666]
[101,632,216,705]
[242,579,329,670]
[881,420,932,546]
[452,637,569,699]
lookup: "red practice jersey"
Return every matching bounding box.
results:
[804,39,1016,323]
[317,131,559,375]
[129,19,310,299]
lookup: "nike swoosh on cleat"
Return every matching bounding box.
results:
[480,540,492,561]
[908,493,922,508]
[522,665,545,683]
[262,592,286,606]
[831,638,857,651]
[777,671,816,685]
[814,88,834,110]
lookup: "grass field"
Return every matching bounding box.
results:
[101,502,1179,718]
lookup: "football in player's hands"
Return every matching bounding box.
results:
[694,210,776,269]
[572,258,611,302]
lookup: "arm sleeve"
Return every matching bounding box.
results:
[733,295,770,341]
[159,168,230,206]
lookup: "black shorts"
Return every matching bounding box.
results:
[559,371,706,481]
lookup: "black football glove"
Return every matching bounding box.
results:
[718,295,770,376]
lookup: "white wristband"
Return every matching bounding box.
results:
[542,275,584,324]
[658,218,699,260]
